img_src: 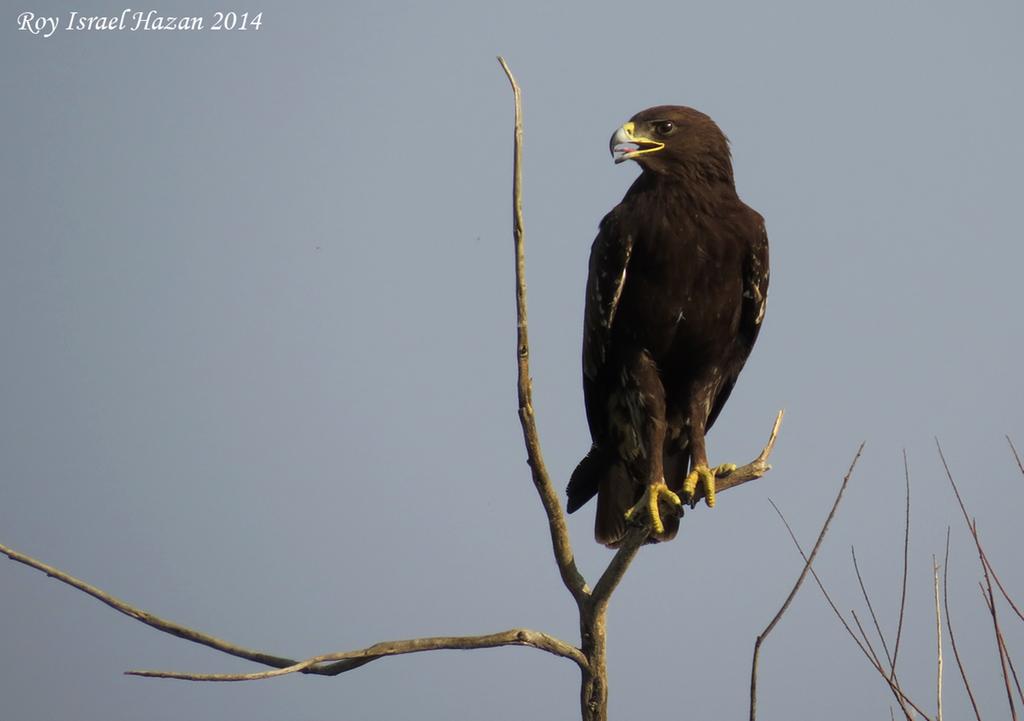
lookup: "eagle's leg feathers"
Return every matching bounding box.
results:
[606,348,685,541]
[624,480,682,535]
[682,462,737,508]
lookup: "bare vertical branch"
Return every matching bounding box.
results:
[1004,639,1024,707]
[498,56,614,721]
[749,443,862,721]
[497,56,588,605]
[943,529,983,721]
[891,449,911,673]
[997,622,1024,707]
[980,577,1018,721]
[934,555,943,721]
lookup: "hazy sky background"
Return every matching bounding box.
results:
[2,1,1022,719]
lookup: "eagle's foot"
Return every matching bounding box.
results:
[682,463,737,508]
[624,480,682,535]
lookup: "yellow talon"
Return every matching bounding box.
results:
[624,480,682,535]
[682,463,737,508]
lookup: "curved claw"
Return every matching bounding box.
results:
[624,480,682,535]
[682,463,737,508]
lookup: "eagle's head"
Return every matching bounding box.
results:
[610,105,733,183]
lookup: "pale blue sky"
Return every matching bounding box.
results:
[2,1,1022,719]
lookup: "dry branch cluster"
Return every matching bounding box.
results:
[762,441,1024,721]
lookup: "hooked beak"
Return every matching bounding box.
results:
[609,121,665,164]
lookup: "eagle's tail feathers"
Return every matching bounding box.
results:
[566,447,607,514]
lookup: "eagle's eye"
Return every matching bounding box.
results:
[652,120,675,137]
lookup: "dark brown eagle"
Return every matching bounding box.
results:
[566,106,769,547]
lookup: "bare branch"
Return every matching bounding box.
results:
[128,628,588,681]
[1009,436,1024,477]
[1,541,298,671]
[851,547,895,673]
[590,527,645,612]
[943,528,983,721]
[983,557,1024,624]
[980,577,1018,721]
[849,545,911,711]
[891,449,911,673]
[934,555,943,721]
[988,600,1024,708]
[696,409,783,503]
[1000,627,1024,707]
[1,541,587,682]
[749,441,859,721]
[851,609,886,673]
[937,440,1024,624]
[497,55,588,605]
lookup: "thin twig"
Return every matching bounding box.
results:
[1008,436,1024,477]
[851,609,886,672]
[891,449,911,675]
[851,547,896,672]
[934,554,943,721]
[981,578,1018,721]
[983,556,1024,623]
[997,618,1024,707]
[699,409,784,500]
[1004,636,1024,707]
[497,55,589,605]
[749,442,859,721]
[943,528,983,721]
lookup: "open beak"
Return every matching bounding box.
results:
[609,121,665,164]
